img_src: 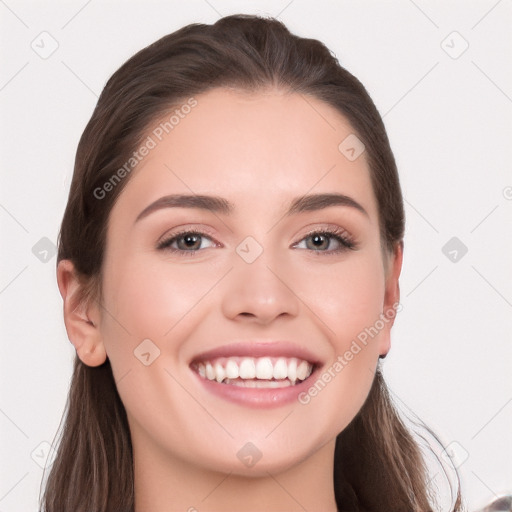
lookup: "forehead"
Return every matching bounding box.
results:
[112,87,378,222]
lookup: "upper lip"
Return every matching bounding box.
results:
[189,340,323,366]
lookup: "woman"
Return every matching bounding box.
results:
[41,14,462,512]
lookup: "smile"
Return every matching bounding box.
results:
[189,340,322,408]
[193,356,314,387]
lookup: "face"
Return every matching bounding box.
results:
[81,88,400,475]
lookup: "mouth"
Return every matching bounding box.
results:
[189,341,322,408]
[192,356,315,387]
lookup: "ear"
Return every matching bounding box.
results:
[56,259,107,367]
[379,241,403,358]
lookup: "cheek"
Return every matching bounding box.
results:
[98,252,227,369]
[111,262,186,334]
[292,251,385,431]
[293,251,386,345]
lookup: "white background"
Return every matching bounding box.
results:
[1,1,511,511]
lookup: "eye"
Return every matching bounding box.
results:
[293,227,356,254]
[157,226,356,257]
[157,229,217,256]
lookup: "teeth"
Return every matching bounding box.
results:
[297,359,311,381]
[239,358,256,379]
[225,359,239,379]
[255,357,273,379]
[224,378,292,388]
[195,356,314,386]
[205,362,215,380]
[214,362,226,383]
[273,358,288,379]
[287,358,297,384]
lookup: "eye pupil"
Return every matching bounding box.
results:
[308,234,329,250]
[180,234,201,250]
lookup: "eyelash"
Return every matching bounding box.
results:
[156,227,356,257]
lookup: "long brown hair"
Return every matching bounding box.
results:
[41,14,463,511]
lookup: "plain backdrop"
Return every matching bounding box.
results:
[1,1,511,511]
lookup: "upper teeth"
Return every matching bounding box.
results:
[195,357,313,385]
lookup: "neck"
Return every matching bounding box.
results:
[132,433,338,512]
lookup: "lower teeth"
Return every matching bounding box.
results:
[223,378,294,388]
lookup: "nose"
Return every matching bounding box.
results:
[221,248,300,325]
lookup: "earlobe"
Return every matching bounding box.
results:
[57,260,107,367]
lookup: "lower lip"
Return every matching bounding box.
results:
[191,367,319,409]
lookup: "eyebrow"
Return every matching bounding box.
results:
[134,192,368,223]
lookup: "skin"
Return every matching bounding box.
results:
[57,87,402,512]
